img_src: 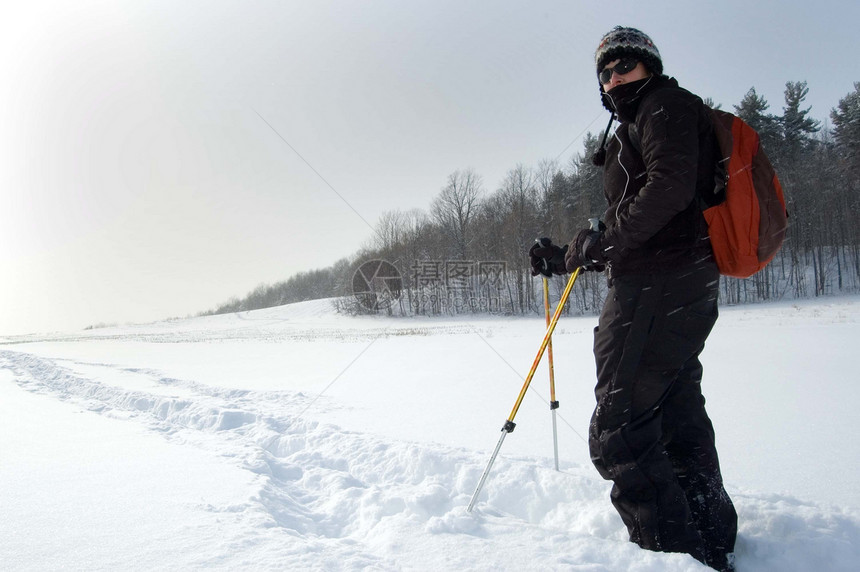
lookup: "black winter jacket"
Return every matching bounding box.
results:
[599,76,717,277]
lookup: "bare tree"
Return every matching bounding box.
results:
[430,169,483,259]
[374,209,409,252]
[494,164,541,312]
[534,158,563,236]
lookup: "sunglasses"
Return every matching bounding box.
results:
[599,58,639,84]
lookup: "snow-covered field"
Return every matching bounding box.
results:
[2,295,859,571]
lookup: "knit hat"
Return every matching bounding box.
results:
[595,26,662,78]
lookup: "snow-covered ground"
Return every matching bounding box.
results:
[2,295,858,571]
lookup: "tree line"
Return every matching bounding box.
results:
[202,80,860,318]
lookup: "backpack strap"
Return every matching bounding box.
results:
[705,107,731,209]
[630,104,726,212]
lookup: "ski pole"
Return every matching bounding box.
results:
[543,277,560,472]
[467,267,581,512]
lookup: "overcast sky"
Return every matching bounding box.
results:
[1,0,857,335]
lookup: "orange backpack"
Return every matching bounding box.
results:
[704,108,788,278]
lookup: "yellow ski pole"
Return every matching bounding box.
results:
[467,267,581,512]
[543,277,560,472]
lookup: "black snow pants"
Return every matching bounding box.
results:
[589,263,737,571]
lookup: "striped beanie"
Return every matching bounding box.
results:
[595,26,662,78]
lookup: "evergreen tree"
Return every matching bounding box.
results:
[780,81,821,164]
[831,82,860,180]
[733,87,781,153]
[565,133,605,229]
[830,82,860,286]
[702,97,722,110]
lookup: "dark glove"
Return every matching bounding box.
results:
[564,225,607,273]
[528,238,569,277]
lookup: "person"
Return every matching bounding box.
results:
[528,26,738,571]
